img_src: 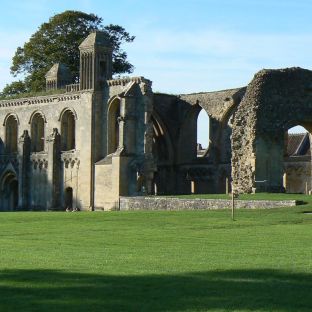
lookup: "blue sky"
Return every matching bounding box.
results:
[0,0,311,141]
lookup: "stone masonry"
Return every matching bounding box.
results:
[0,31,311,211]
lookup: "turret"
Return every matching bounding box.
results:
[79,31,113,91]
[45,63,71,91]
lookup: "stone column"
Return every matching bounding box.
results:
[18,130,31,210]
[143,94,156,195]
[46,128,61,210]
[122,97,137,155]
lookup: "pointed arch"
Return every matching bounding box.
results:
[177,103,202,162]
[197,108,210,157]
[0,170,17,191]
[0,170,18,211]
[151,110,174,164]
[107,96,121,154]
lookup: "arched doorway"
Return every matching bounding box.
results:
[1,172,18,211]
[64,187,73,209]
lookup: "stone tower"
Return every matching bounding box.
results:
[45,63,71,91]
[79,31,113,91]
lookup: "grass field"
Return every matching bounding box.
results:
[0,196,312,311]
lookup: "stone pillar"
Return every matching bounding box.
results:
[18,130,31,210]
[143,94,156,195]
[46,128,61,210]
[283,173,287,190]
[191,181,195,194]
[122,97,137,154]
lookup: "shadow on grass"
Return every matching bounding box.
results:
[0,269,311,311]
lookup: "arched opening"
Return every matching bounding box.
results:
[152,115,169,163]
[64,187,73,209]
[150,112,175,195]
[5,115,18,153]
[288,125,308,134]
[31,113,45,152]
[1,172,18,211]
[107,98,120,154]
[284,124,311,193]
[61,110,75,151]
[197,109,210,157]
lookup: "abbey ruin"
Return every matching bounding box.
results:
[0,31,311,211]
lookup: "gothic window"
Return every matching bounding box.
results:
[31,113,45,152]
[107,98,120,154]
[61,110,75,151]
[197,108,210,157]
[5,115,18,153]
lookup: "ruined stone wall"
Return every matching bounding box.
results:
[152,88,245,194]
[284,159,311,193]
[232,68,312,193]
[119,196,298,210]
[179,88,245,120]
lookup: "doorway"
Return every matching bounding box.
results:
[64,187,73,209]
[1,172,18,211]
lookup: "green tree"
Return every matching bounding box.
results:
[3,10,135,96]
[0,81,27,98]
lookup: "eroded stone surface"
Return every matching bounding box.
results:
[119,196,298,210]
[232,67,312,193]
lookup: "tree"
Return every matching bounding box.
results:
[3,10,135,96]
[0,81,26,98]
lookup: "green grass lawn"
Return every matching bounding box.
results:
[0,201,312,311]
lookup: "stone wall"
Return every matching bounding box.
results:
[284,159,311,194]
[119,196,298,211]
[179,87,245,121]
[0,92,92,210]
[232,67,312,193]
[151,88,246,196]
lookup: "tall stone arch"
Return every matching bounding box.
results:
[232,67,312,193]
[29,111,46,153]
[176,104,202,164]
[4,114,19,153]
[107,97,121,155]
[59,108,76,151]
